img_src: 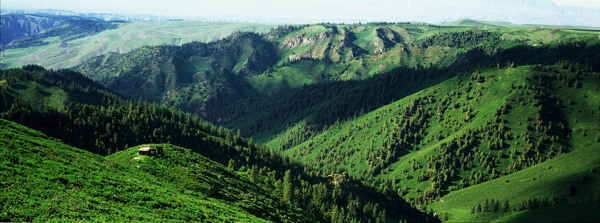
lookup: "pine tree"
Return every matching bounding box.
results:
[502,199,510,212]
[283,170,293,202]
[483,198,489,212]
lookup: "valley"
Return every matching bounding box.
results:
[1,11,599,222]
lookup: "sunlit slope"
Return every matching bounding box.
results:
[429,143,600,222]
[0,119,307,222]
[0,21,277,69]
[279,64,599,221]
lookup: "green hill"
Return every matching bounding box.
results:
[0,66,435,223]
[70,23,600,136]
[0,118,306,222]
[75,32,277,116]
[4,20,600,222]
[220,36,599,143]
[0,65,119,111]
[429,140,600,222]
[275,63,600,221]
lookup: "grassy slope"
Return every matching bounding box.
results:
[430,65,600,222]
[0,21,277,69]
[1,80,111,111]
[430,143,600,222]
[280,65,600,221]
[280,66,526,181]
[0,67,119,111]
[0,67,435,223]
[0,118,308,222]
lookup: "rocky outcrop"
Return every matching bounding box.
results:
[281,30,334,48]
[283,26,366,63]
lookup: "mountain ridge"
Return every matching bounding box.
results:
[2,18,600,222]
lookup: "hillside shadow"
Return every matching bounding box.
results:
[214,41,600,141]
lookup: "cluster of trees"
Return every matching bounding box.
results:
[421,69,572,202]
[509,72,570,172]
[471,196,571,214]
[387,63,586,205]
[377,98,431,173]
[412,31,504,49]
[487,40,600,72]
[291,96,433,179]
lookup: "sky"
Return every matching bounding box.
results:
[552,0,600,7]
[2,0,600,26]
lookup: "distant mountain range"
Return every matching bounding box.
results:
[0,14,91,46]
[2,0,600,26]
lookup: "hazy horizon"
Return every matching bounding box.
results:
[2,0,600,26]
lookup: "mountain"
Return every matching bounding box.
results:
[72,23,474,118]
[4,19,121,49]
[3,18,600,222]
[76,32,278,116]
[72,23,600,140]
[0,66,435,222]
[440,19,600,30]
[1,9,216,22]
[0,14,99,48]
[0,18,277,69]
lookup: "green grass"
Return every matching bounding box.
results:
[430,142,600,222]
[0,67,117,111]
[276,64,600,221]
[0,118,308,222]
[246,60,331,94]
[5,82,70,110]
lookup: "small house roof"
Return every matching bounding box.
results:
[139,146,152,152]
